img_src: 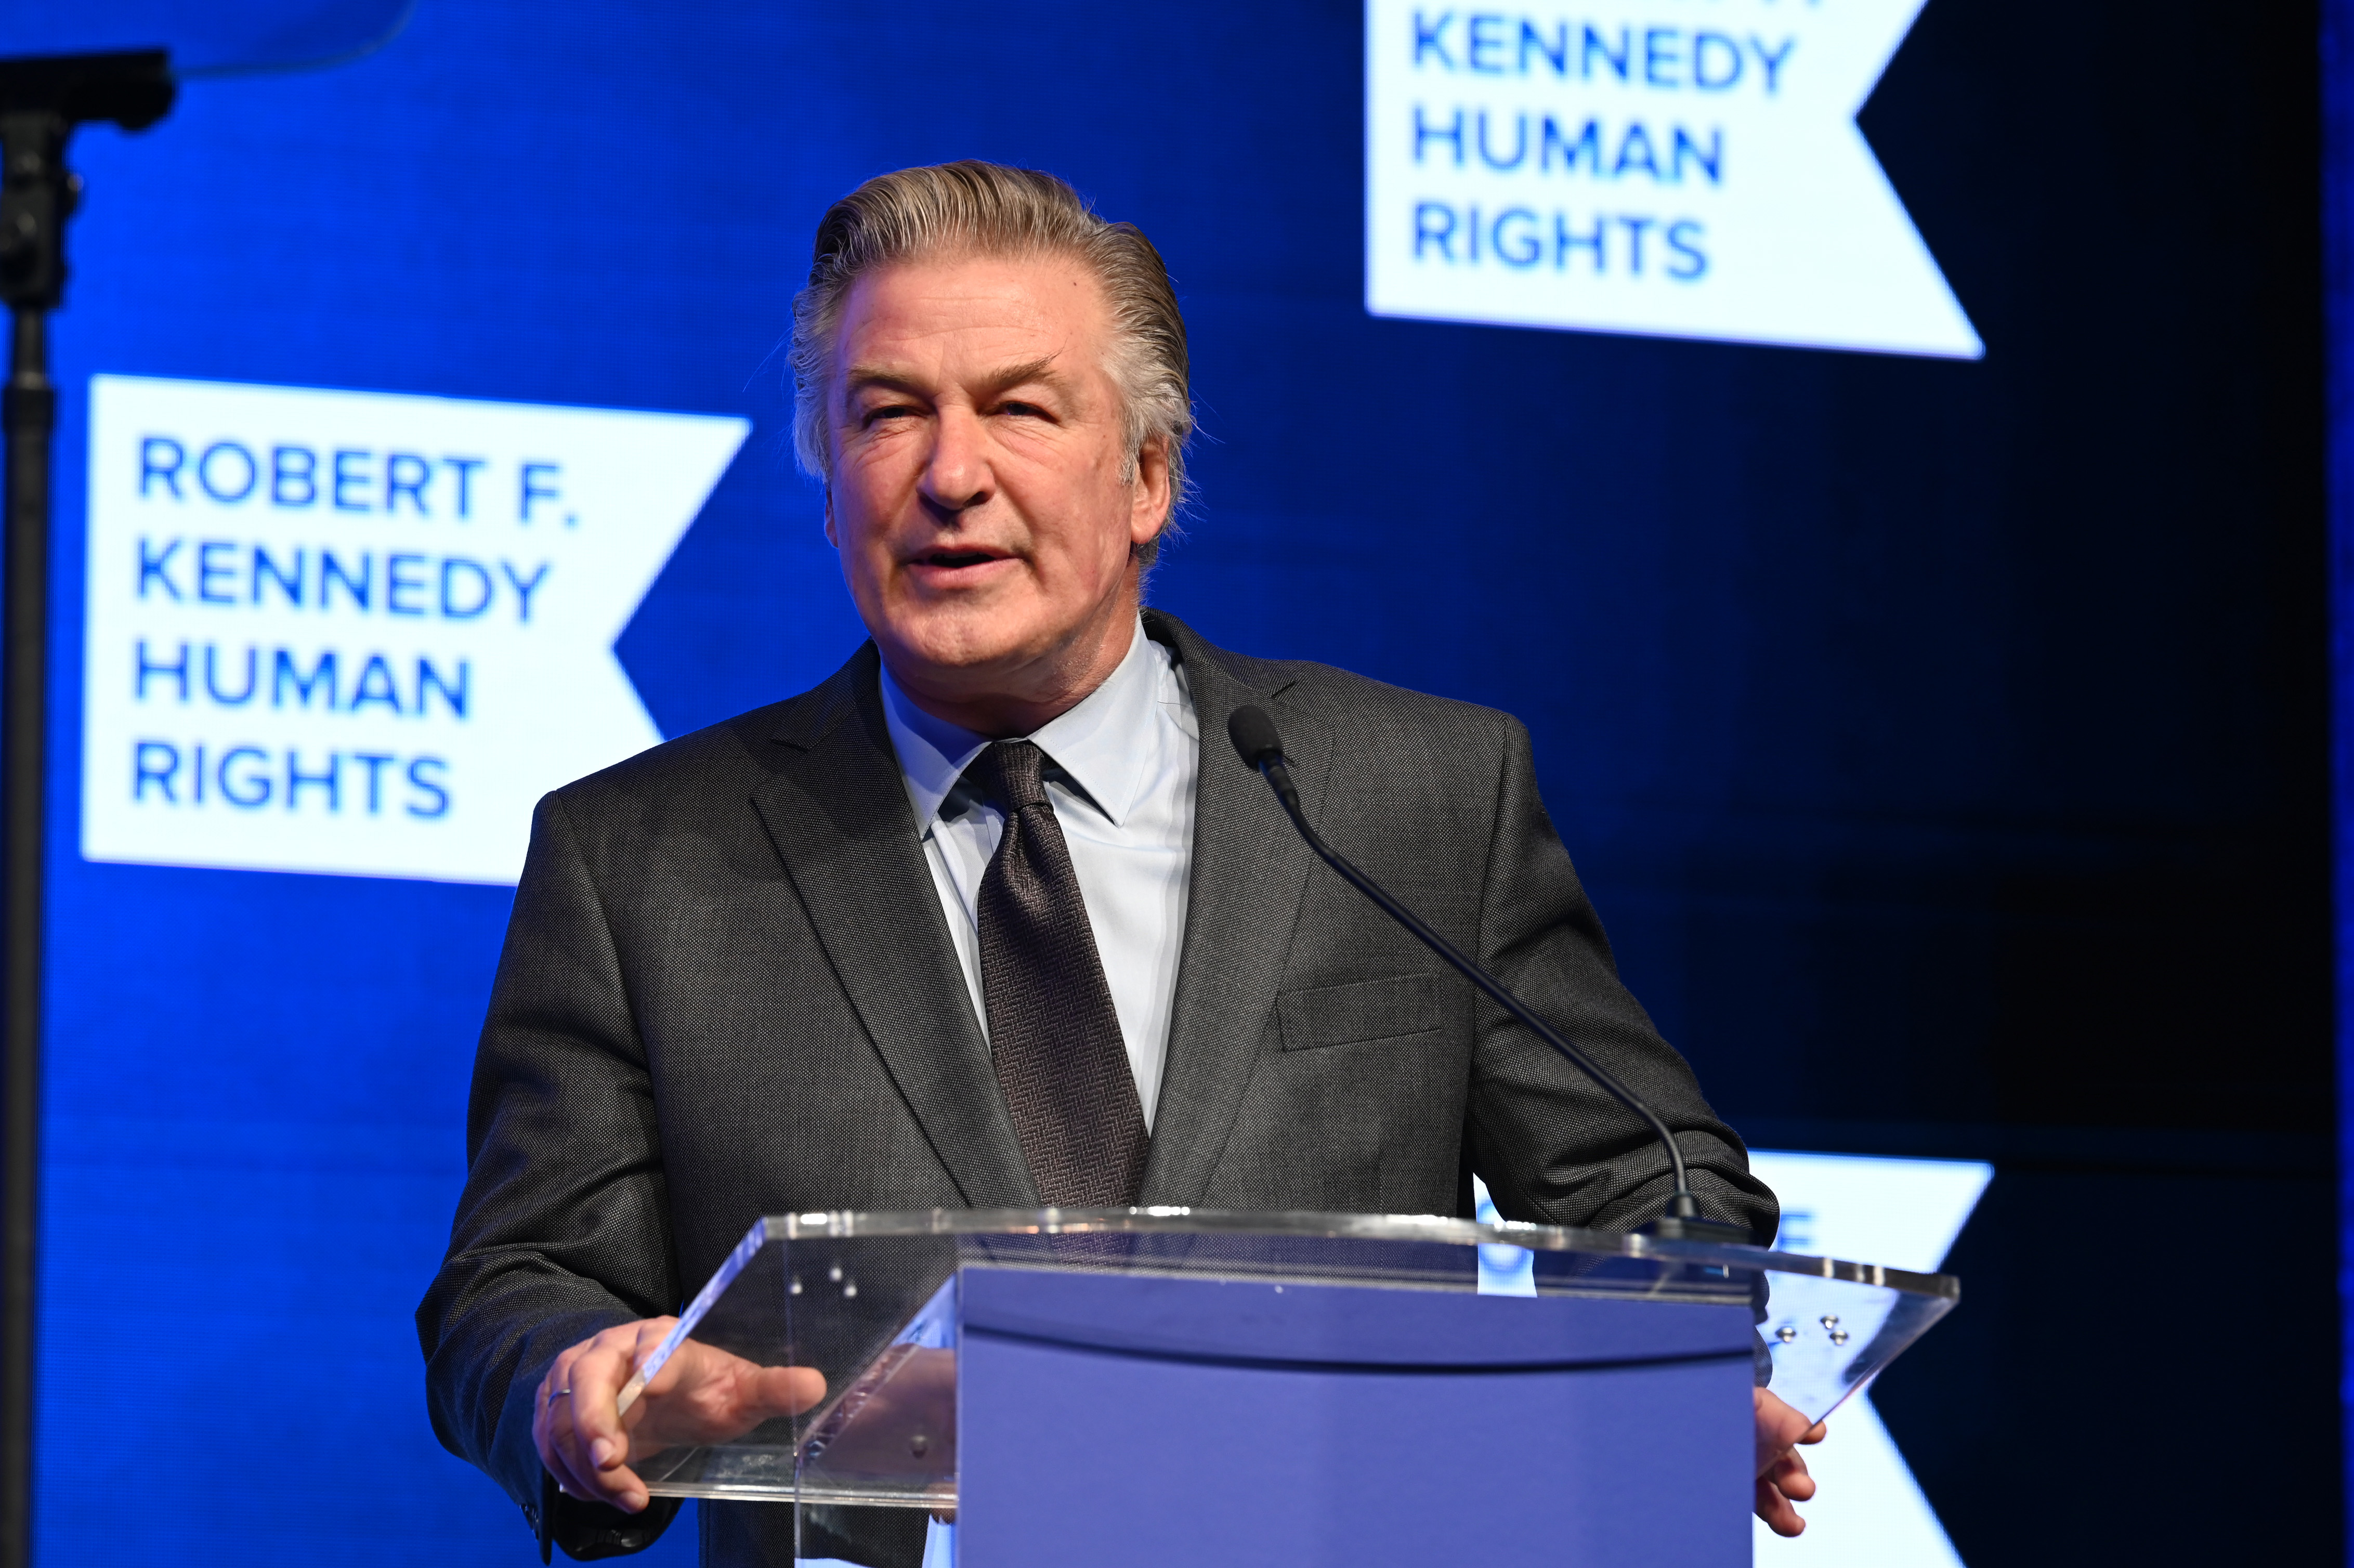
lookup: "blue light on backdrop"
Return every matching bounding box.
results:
[10,0,2335,1563]
[2325,0,2354,1553]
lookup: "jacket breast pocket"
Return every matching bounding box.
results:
[1275,974,1441,1052]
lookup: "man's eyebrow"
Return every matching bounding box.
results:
[841,366,927,400]
[976,357,1070,398]
[839,357,1074,401]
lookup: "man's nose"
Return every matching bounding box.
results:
[918,407,992,515]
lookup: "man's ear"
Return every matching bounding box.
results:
[1127,437,1172,547]
[822,482,839,547]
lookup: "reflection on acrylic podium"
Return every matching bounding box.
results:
[630,1207,1957,1568]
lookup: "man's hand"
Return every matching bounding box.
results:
[1754,1387,1828,1536]
[533,1318,828,1514]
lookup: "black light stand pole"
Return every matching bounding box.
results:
[0,54,169,1568]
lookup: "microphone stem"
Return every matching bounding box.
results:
[1256,757,1700,1216]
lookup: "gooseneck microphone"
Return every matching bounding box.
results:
[1227,705,1748,1244]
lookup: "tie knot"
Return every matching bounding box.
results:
[965,739,1051,814]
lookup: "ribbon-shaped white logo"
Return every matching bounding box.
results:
[83,375,749,885]
[1366,0,1979,357]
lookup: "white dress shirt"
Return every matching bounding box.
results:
[878,620,1198,1131]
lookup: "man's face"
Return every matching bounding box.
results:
[823,250,1168,721]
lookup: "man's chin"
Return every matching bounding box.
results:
[879,613,1047,683]
[867,582,1136,708]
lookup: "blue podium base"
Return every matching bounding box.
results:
[954,1268,1754,1567]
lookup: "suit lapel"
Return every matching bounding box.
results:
[750,648,1037,1209]
[1139,616,1331,1205]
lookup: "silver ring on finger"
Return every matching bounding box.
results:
[548,1386,572,1402]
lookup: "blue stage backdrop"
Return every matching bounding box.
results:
[17,0,2335,1563]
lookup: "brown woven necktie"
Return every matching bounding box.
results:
[962,739,1149,1207]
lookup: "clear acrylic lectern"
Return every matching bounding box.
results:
[630,1208,1957,1567]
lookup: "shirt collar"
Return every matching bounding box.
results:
[878,618,1161,831]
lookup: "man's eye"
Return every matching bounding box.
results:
[998,400,1051,420]
[861,404,919,427]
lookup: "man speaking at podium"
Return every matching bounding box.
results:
[420,162,1811,1565]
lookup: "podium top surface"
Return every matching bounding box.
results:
[739,1204,1956,1297]
[630,1207,1959,1508]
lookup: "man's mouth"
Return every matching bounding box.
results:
[909,547,1011,571]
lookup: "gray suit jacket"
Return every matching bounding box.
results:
[418,611,1773,1564]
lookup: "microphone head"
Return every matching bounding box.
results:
[1228,705,1286,769]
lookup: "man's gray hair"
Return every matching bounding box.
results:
[789,162,1193,566]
